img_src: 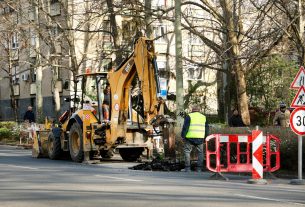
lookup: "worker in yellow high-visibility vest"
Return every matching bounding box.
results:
[181,105,209,172]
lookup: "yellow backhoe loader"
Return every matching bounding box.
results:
[32,36,172,162]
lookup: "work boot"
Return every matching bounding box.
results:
[196,167,202,173]
[181,167,191,172]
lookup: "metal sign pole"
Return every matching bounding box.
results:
[298,135,302,180]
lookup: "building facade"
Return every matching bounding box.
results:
[0,0,218,122]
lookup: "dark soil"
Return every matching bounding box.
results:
[129,158,185,171]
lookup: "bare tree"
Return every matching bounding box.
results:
[272,0,305,65]
[153,0,287,125]
[0,1,28,121]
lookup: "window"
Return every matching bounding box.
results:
[50,0,61,16]
[101,58,112,71]
[51,25,60,37]
[157,61,166,71]
[30,29,37,47]
[188,45,203,57]
[122,21,135,40]
[30,98,35,107]
[187,67,203,80]
[186,7,204,18]
[153,25,166,43]
[29,29,37,57]
[157,61,168,79]
[102,20,111,34]
[189,33,202,45]
[152,0,167,8]
[28,6,36,21]
[52,59,62,79]
[50,0,59,4]
[3,6,15,14]
[11,33,18,49]
[30,58,36,82]
[12,64,19,84]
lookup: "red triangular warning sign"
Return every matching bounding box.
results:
[290,66,305,89]
[291,86,305,108]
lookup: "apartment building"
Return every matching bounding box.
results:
[0,0,71,121]
[150,0,218,114]
[0,0,218,122]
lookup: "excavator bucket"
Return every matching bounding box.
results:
[31,125,50,158]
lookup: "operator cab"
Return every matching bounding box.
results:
[64,72,109,123]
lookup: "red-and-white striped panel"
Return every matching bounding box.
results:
[252,130,264,179]
[219,135,266,143]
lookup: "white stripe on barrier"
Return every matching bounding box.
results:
[220,135,229,142]
[252,156,263,178]
[219,134,265,144]
[238,136,248,142]
[252,132,262,152]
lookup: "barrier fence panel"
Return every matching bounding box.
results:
[206,133,280,179]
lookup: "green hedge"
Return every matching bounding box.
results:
[209,126,304,172]
[0,121,19,141]
[0,121,17,129]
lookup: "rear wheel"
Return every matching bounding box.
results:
[69,123,84,162]
[119,148,144,162]
[48,132,62,159]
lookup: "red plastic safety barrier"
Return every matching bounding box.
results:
[206,133,280,174]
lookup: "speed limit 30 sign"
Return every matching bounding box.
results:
[290,107,305,135]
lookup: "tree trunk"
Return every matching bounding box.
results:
[298,0,305,65]
[106,0,122,66]
[235,61,250,125]
[144,0,152,38]
[7,37,18,122]
[220,0,250,125]
[175,0,184,128]
[52,64,60,118]
[35,0,43,123]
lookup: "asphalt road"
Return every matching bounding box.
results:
[0,145,304,207]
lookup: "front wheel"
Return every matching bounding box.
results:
[48,132,62,159]
[119,148,144,162]
[69,123,84,162]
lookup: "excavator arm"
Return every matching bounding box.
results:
[107,37,162,147]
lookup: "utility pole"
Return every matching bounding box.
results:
[175,0,184,129]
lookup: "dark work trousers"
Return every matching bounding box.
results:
[183,139,204,170]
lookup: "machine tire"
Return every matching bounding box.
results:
[48,132,62,159]
[69,123,84,162]
[100,149,114,159]
[119,148,144,162]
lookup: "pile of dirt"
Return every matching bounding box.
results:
[129,159,184,171]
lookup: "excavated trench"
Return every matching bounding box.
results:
[129,158,206,172]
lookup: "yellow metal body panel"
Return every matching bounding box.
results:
[107,37,159,147]
[82,110,94,152]
[32,130,50,158]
